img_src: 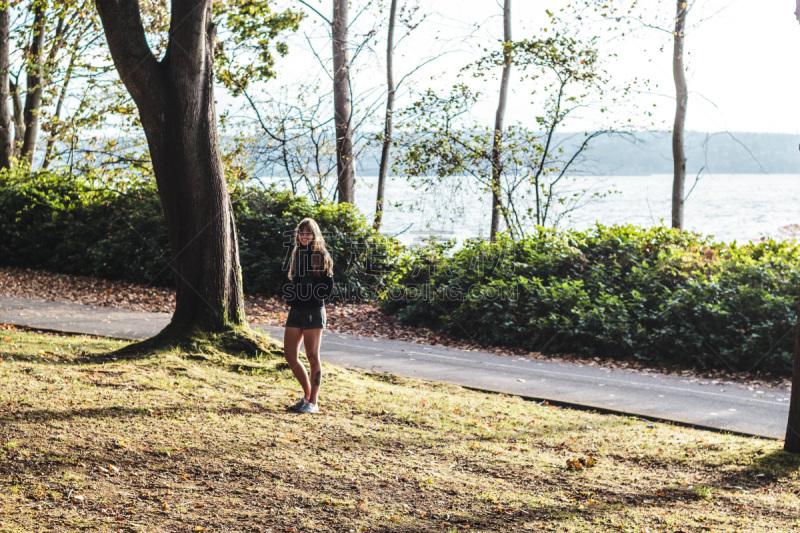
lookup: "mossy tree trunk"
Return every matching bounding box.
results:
[95,0,254,352]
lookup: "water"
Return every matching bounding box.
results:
[354,174,800,245]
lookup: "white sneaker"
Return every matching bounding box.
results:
[298,401,319,414]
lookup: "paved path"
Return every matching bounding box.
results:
[0,296,790,439]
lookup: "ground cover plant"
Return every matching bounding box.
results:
[0,327,798,532]
[383,226,800,376]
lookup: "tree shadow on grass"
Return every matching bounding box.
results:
[715,447,800,491]
[0,390,306,432]
[0,403,796,532]
[6,347,157,366]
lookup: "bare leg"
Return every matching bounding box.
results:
[302,328,323,405]
[283,326,310,400]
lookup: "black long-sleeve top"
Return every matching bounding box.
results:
[282,246,334,309]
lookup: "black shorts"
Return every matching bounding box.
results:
[285,306,327,330]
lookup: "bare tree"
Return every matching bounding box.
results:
[94,0,268,352]
[333,0,355,203]
[489,0,512,241]
[373,0,396,229]
[671,0,688,229]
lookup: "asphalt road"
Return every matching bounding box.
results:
[0,296,790,439]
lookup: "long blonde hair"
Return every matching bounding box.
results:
[288,218,333,279]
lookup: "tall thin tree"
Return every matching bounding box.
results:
[489,0,512,241]
[0,5,11,169]
[784,0,800,454]
[19,0,48,165]
[374,0,397,230]
[671,0,688,230]
[333,0,355,203]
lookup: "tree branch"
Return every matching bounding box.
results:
[94,0,163,113]
[297,0,331,25]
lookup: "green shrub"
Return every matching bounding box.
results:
[234,185,402,299]
[0,169,400,301]
[381,225,800,375]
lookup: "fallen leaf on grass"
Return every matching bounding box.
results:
[566,457,597,471]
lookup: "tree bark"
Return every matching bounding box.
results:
[786,0,800,453]
[95,0,246,339]
[489,0,512,241]
[19,0,48,165]
[10,79,24,155]
[332,0,355,204]
[374,0,397,230]
[0,6,12,169]
[671,0,688,230]
[785,290,800,452]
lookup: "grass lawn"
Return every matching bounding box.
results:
[0,326,798,533]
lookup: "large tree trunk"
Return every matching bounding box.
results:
[332,0,355,204]
[95,0,254,350]
[489,0,512,241]
[374,0,397,230]
[19,1,47,165]
[671,0,688,230]
[0,6,12,169]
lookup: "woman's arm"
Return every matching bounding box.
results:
[282,278,297,306]
[321,272,334,303]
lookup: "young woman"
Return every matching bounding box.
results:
[282,218,334,414]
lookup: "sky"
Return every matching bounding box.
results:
[274,0,800,135]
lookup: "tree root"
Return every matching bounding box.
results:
[112,322,282,361]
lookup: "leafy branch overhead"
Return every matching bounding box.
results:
[213,0,303,95]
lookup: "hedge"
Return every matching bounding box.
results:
[380,225,800,375]
[0,169,401,300]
